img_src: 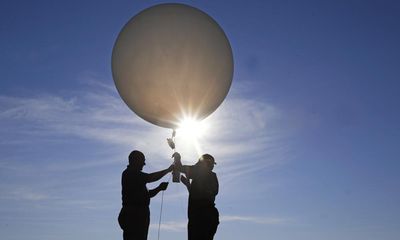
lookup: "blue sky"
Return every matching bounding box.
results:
[1,0,400,240]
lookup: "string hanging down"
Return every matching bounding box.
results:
[167,129,181,183]
[157,129,179,240]
[157,174,171,240]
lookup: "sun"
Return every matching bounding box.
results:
[177,117,209,140]
[175,117,210,156]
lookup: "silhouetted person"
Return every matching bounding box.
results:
[175,153,219,240]
[118,150,173,240]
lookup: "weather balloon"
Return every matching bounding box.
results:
[112,3,233,129]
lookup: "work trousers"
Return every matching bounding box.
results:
[118,206,150,240]
[188,206,219,240]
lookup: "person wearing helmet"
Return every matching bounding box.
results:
[118,150,173,240]
[174,153,219,240]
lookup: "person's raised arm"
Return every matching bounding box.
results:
[146,165,173,183]
[172,152,195,178]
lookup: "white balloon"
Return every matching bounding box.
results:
[112,3,233,129]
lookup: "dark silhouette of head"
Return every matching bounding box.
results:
[199,153,216,171]
[128,150,146,170]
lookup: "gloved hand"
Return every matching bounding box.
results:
[159,182,169,191]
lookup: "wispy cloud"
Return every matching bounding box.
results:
[0,187,50,201]
[150,220,187,232]
[220,215,290,225]
[149,214,290,232]
[0,80,289,169]
[0,92,144,145]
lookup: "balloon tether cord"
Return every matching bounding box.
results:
[157,129,176,240]
[157,174,171,240]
